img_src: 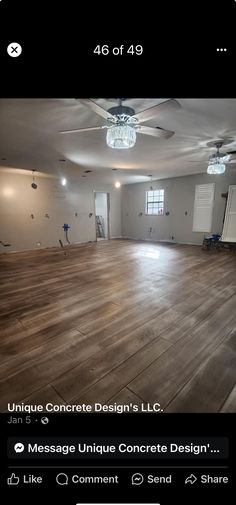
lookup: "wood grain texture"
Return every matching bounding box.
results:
[108,387,146,408]
[0,239,236,412]
[220,385,236,412]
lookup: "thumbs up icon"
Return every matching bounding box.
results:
[7,473,20,485]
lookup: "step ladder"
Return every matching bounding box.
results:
[96,215,105,238]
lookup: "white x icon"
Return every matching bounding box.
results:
[7,42,22,57]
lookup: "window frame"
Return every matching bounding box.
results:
[145,189,164,216]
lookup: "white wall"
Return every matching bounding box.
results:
[0,170,121,253]
[95,192,108,238]
[121,172,236,245]
[2,168,235,253]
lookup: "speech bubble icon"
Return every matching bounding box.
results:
[14,443,25,453]
[56,473,68,485]
[131,473,144,485]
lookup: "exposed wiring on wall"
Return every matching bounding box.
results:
[62,223,70,244]
[0,240,11,247]
[59,239,68,257]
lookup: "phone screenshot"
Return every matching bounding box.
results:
[0,1,235,504]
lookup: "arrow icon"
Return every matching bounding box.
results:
[185,474,197,484]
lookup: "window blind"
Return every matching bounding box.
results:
[192,183,215,232]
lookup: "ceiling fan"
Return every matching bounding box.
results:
[189,140,236,174]
[59,98,181,149]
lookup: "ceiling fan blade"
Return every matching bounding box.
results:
[137,125,175,139]
[132,99,181,123]
[189,156,236,164]
[76,99,115,120]
[227,151,236,160]
[59,125,107,134]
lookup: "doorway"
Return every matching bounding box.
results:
[94,192,110,241]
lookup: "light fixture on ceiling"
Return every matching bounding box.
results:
[31,170,37,189]
[106,124,136,149]
[59,159,67,186]
[207,142,230,174]
[60,98,180,150]
[115,181,121,188]
[148,174,153,190]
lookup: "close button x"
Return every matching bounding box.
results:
[7,42,22,57]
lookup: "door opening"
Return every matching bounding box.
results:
[94,192,110,241]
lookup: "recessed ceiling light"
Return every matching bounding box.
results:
[61,178,67,186]
[115,181,121,188]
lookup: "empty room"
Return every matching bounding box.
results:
[0,98,236,413]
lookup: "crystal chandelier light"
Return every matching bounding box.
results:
[207,142,230,174]
[106,124,136,149]
[207,160,226,174]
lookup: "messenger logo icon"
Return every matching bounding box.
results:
[14,443,25,453]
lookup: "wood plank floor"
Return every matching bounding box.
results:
[0,239,236,412]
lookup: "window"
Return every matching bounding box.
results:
[192,183,215,232]
[145,189,164,215]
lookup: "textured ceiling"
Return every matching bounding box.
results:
[0,98,236,184]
